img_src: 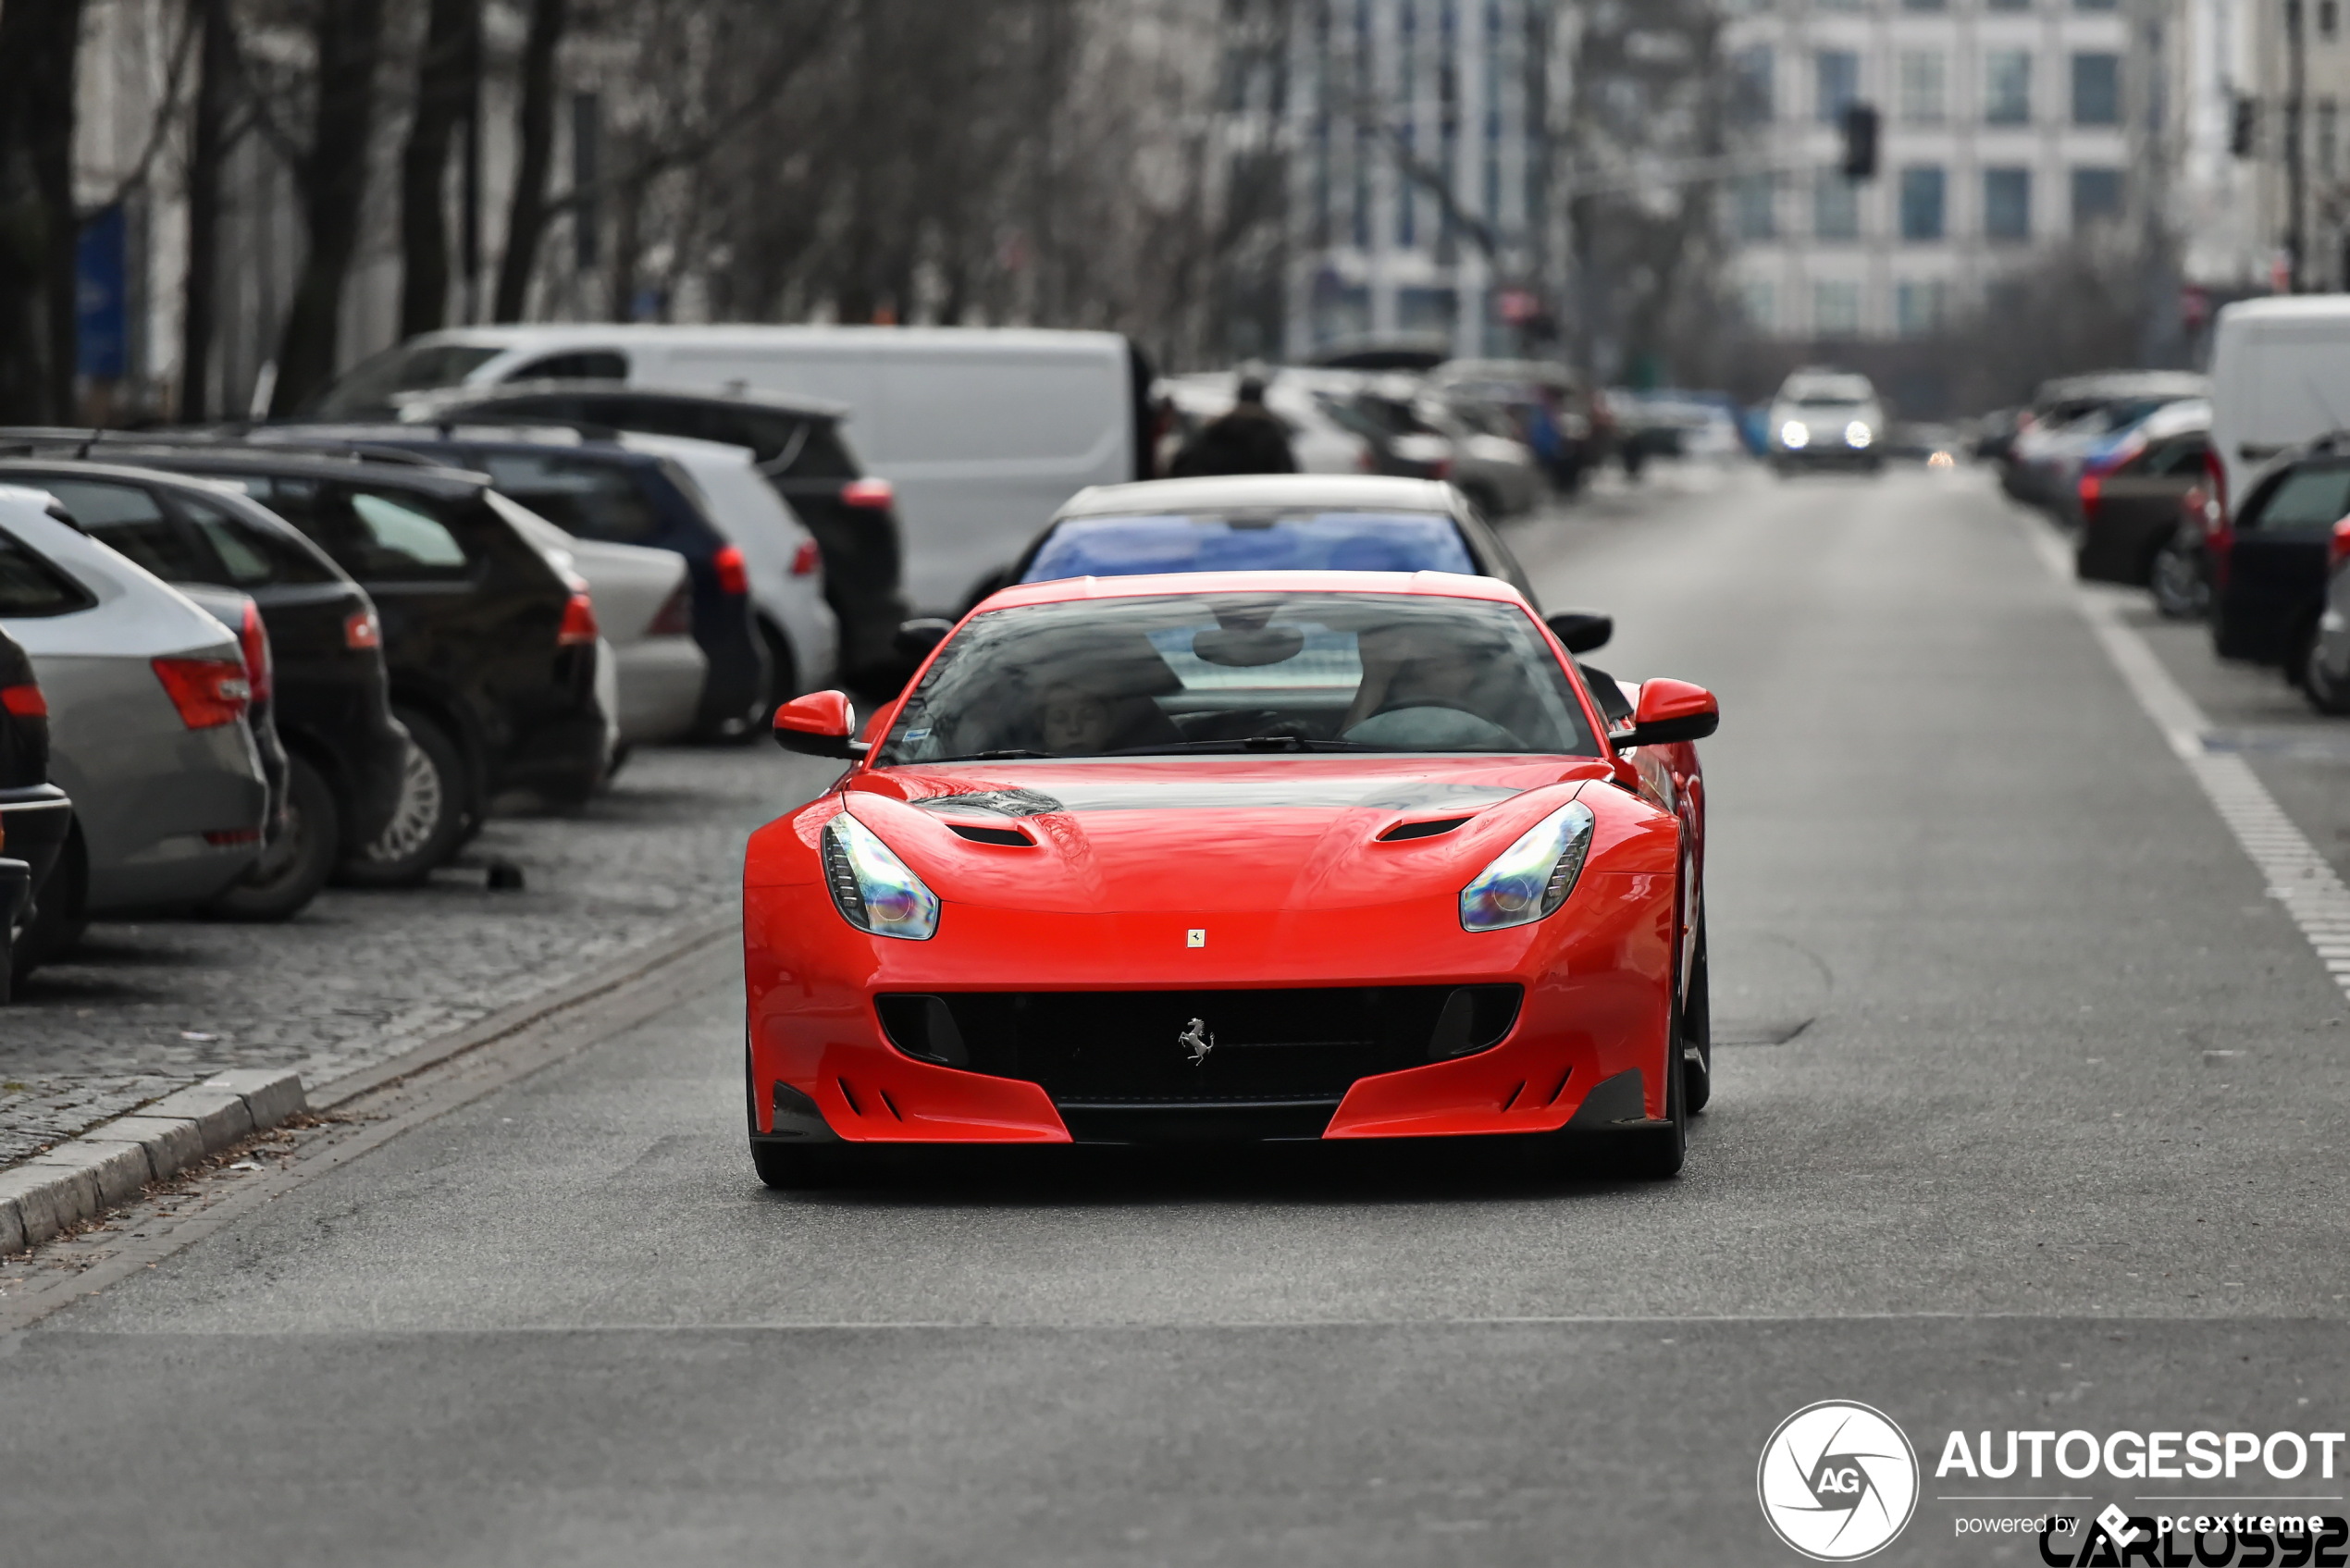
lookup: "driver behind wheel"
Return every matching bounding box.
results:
[1340,624,1524,749]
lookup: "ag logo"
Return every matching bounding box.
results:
[1757,1401,1919,1562]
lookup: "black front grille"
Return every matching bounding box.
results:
[876,986,1521,1123]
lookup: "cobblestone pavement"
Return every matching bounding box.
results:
[0,746,837,1167]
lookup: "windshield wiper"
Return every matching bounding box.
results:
[922,748,1062,761]
[1103,735,1384,756]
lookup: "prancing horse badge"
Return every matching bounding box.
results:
[1178,1018,1215,1067]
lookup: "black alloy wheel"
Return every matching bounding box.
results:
[206,753,340,921]
[340,709,469,887]
[2149,541,2209,620]
[1682,914,1713,1114]
[2307,633,2350,715]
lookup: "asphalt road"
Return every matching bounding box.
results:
[6,465,2346,1566]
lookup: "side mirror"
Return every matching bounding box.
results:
[1546,610,1614,654]
[773,690,867,759]
[1616,678,1717,749]
[895,617,954,661]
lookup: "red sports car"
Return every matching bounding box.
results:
[743,570,1716,1185]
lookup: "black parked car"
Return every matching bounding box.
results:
[2073,426,2212,587]
[43,444,609,883]
[2208,442,2350,678]
[395,381,910,684]
[252,428,766,739]
[0,459,410,915]
[0,623,70,997]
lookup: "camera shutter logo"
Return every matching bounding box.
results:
[1756,1401,1919,1561]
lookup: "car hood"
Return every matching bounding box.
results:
[824,757,1623,913]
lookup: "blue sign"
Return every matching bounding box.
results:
[77,204,127,380]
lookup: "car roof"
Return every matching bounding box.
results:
[405,377,849,422]
[67,444,492,497]
[1054,475,1461,520]
[266,424,666,466]
[977,569,1527,613]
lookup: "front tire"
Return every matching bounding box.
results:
[2307,629,2350,714]
[206,753,339,920]
[340,709,470,887]
[2150,540,2208,619]
[1682,916,1713,1114]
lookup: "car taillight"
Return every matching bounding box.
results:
[2332,516,2350,572]
[0,683,43,717]
[1428,457,1453,480]
[343,608,381,649]
[712,544,750,597]
[649,580,694,636]
[841,477,895,511]
[790,538,820,577]
[557,591,600,648]
[1354,446,1378,473]
[237,600,273,707]
[152,657,251,729]
[2077,473,2102,522]
[2201,445,2229,526]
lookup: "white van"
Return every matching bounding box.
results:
[2208,296,2350,514]
[314,326,1149,612]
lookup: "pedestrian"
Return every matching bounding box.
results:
[1169,376,1297,476]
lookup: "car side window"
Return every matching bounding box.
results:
[2237,463,2350,534]
[0,526,98,616]
[2136,438,2208,478]
[39,479,210,582]
[478,452,663,543]
[344,490,474,575]
[507,351,628,381]
[176,492,340,586]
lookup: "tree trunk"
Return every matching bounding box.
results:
[399,0,479,338]
[180,0,233,422]
[0,0,87,425]
[491,0,566,323]
[269,0,388,415]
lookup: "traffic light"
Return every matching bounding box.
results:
[1839,103,1880,180]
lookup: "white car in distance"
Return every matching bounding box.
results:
[1769,370,1886,474]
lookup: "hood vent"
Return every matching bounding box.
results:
[946,821,1033,847]
[1379,815,1472,842]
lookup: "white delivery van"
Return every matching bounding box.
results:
[314,326,1149,613]
[2208,296,2350,514]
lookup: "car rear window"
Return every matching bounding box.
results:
[0,526,97,616]
[477,451,663,544]
[40,479,214,582]
[505,351,627,381]
[881,590,1593,762]
[177,492,342,586]
[2243,463,2350,533]
[231,476,478,580]
[1025,512,1476,582]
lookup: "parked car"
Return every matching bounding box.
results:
[2003,371,2209,511]
[2206,440,2350,681]
[2208,297,2350,524]
[0,458,409,916]
[250,427,763,738]
[0,488,267,969]
[2071,400,2213,586]
[308,324,1151,628]
[38,445,611,883]
[1428,359,1605,492]
[1413,394,1545,518]
[0,623,70,995]
[1767,370,1886,473]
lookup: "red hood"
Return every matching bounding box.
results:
[831,757,1624,913]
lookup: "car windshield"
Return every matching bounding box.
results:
[1023,512,1476,582]
[314,343,503,417]
[878,591,1596,763]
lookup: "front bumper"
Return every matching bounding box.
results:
[744,875,1676,1144]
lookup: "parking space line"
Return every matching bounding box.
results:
[2022,520,2350,1004]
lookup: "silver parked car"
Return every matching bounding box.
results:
[0,488,267,964]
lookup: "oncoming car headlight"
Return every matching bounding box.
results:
[1845,421,1873,449]
[822,811,940,940]
[1460,800,1596,932]
[1779,420,1811,450]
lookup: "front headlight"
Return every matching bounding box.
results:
[1460,800,1596,932]
[1845,421,1873,448]
[822,811,940,940]
[1779,420,1811,450]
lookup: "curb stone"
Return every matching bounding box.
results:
[0,1068,306,1253]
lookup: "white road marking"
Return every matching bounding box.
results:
[2022,519,2350,1003]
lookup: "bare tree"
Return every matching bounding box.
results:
[399,0,480,337]
[0,0,88,424]
[269,0,390,414]
[493,0,566,322]
[179,0,237,422]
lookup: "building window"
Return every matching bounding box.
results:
[1895,280,1949,336]
[2071,166,2123,226]
[1902,0,1948,10]
[2072,53,2121,126]
[2321,99,2340,179]
[1814,170,1861,241]
[1812,280,1862,338]
[1741,279,1776,332]
[1732,174,1778,241]
[1899,165,1947,241]
[1985,50,2032,125]
[1731,45,1775,125]
[1983,167,2032,241]
[1985,0,2031,8]
[1399,124,1417,249]
[2325,1,2342,40]
[1899,51,1947,125]
[1816,50,1861,124]
[2072,0,2118,9]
